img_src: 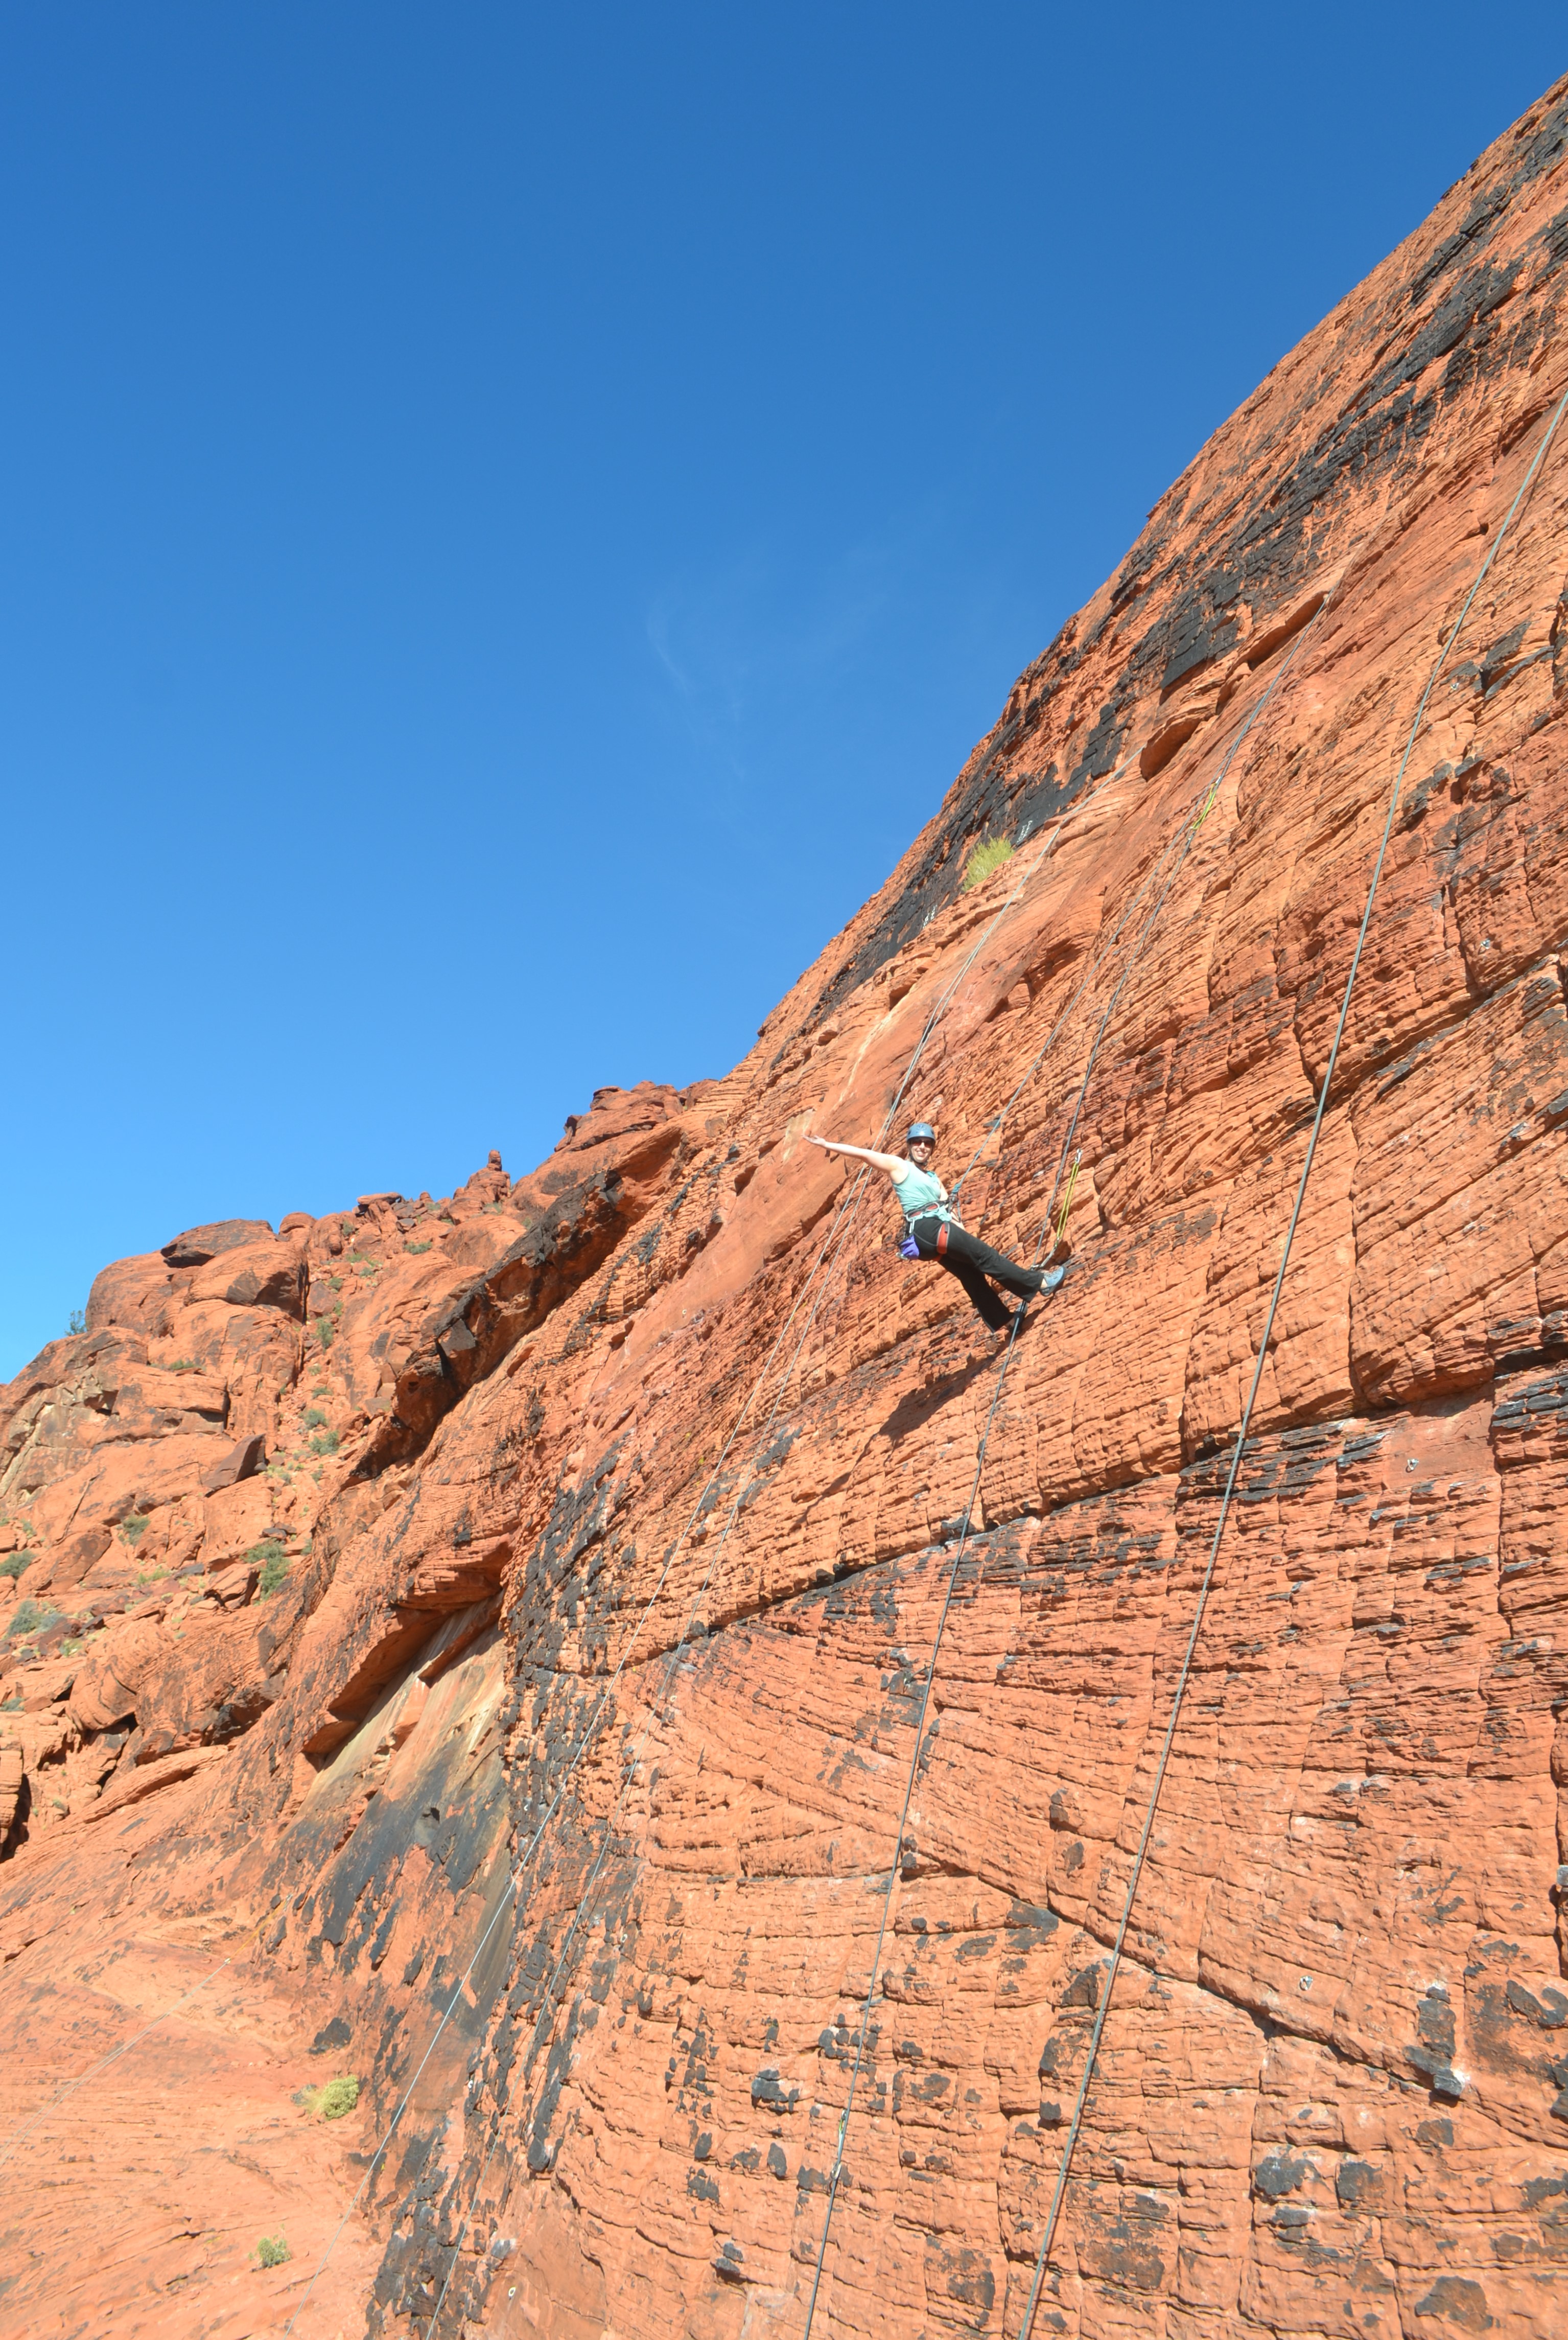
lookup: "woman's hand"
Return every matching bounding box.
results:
[808,1134,839,1156]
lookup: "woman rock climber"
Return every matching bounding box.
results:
[807,1121,1065,1334]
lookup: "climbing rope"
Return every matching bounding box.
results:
[1015,377,1568,2339]
[799,607,1326,2336]
[0,1947,235,2174]
[946,598,1324,1214]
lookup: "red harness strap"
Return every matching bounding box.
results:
[935,1221,950,1257]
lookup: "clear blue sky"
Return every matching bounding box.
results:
[3,5,1562,1379]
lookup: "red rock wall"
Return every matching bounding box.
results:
[5,75,1568,2340]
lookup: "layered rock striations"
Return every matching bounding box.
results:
[6,76,1568,2340]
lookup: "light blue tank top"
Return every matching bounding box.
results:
[894,1165,957,1225]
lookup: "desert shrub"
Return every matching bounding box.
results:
[315,1317,334,1349]
[250,1539,289,1597]
[0,1554,29,1581]
[405,1239,432,1254]
[7,1600,62,1641]
[167,1358,196,1373]
[118,1513,150,1548]
[255,2233,290,2268]
[962,836,1015,891]
[302,1408,326,1429]
[66,1308,86,1336]
[297,2075,359,2120]
[309,1429,339,1456]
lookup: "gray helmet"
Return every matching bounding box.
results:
[906,1122,937,1145]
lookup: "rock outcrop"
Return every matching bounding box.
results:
[6,76,1568,2340]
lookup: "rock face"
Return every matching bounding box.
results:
[5,76,1568,2340]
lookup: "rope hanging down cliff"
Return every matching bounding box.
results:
[800,600,1326,2339]
[1013,380,1568,2340]
[0,1950,237,2176]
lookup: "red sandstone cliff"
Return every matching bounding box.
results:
[6,77,1568,2340]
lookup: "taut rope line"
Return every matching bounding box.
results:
[1016,376,1568,2340]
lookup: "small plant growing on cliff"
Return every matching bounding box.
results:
[251,1540,289,1597]
[309,1429,339,1456]
[296,2075,359,2120]
[254,2233,290,2267]
[405,1239,432,1254]
[118,1512,150,1548]
[167,1358,196,1373]
[315,1317,334,1349]
[66,1307,86,1336]
[0,1554,28,1581]
[6,1599,62,1641]
[302,1408,326,1429]
[962,836,1015,891]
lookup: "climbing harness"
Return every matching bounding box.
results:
[1013,382,1568,2339]
[802,593,1330,2340]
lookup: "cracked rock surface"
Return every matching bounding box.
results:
[6,74,1568,2340]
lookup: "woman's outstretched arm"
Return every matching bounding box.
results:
[807,1134,909,1180]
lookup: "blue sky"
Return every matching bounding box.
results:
[3,5,1563,1378]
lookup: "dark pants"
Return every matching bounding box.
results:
[909,1217,1045,1331]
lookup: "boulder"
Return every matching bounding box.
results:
[84,1253,174,1336]
[159,1219,273,1268]
[199,1434,266,1493]
[188,1240,307,1318]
